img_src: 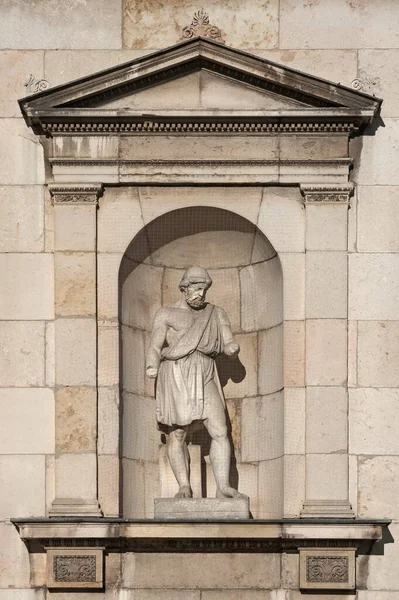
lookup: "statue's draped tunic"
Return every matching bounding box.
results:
[156,303,224,426]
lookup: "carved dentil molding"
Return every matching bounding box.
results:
[49,184,103,205]
[182,10,225,43]
[300,183,354,205]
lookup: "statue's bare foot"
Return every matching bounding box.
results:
[175,485,192,498]
[216,487,246,499]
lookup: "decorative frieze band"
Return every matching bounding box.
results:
[300,183,354,205]
[42,121,355,135]
[49,183,103,205]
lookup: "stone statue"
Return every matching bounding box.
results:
[146,266,243,500]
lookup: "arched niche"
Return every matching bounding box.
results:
[119,206,284,519]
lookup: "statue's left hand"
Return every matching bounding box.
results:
[224,341,240,358]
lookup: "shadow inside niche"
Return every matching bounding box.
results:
[215,353,246,388]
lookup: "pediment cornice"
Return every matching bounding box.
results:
[19,37,382,136]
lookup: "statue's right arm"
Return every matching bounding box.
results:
[146,308,168,379]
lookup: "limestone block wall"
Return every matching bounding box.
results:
[0,0,398,597]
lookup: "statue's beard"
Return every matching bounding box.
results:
[185,295,206,309]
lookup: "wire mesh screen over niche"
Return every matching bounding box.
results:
[118,205,284,519]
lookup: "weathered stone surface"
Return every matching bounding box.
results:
[55,387,96,453]
[45,49,148,86]
[284,321,305,387]
[284,388,305,455]
[0,523,31,588]
[240,259,283,332]
[202,593,274,600]
[280,0,399,49]
[55,318,96,386]
[357,186,399,252]
[123,393,158,462]
[0,0,122,49]
[123,457,145,518]
[306,252,347,319]
[52,135,119,159]
[351,119,399,186]
[284,454,305,517]
[123,326,146,395]
[98,253,121,321]
[257,187,305,253]
[0,388,54,454]
[55,252,95,317]
[0,119,44,185]
[349,254,399,319]
[207,268,241,333]
[350,388,399,455]
[223,333,258,399]
[98,324,119,386]
[98,454,119,517]
[122,263,163,331]
[55,453,97,501]
[0,185,44,251]
[55,204,96,252]
[306,387,347,454]
[154,497,250,519]
[139,187,263,231]
[358,321,399,387]
[120,590,200,600]
[256,49,357,85]
[0,455,45,518]
[0,253,54,320]
[122,552,280,588]
[357,524,399,591]
[280,135,347,160]
[46,454,55,515]
[358,457,399,520]
[152,232,256,271]
[358,593,399,600]
[123,0,279,49]
[358,50,399,118]
[306,320,347,386]
[98,386,120,456]
[0,591,45,600]
[279,253,305,320]
[0,321,45,386]
[98,187,144,253]
[348,320,357,388]
[0,50,43,115]
[121,131,279,158]
[258,457,284,518]
[306,454,348,501]
[241,392,284,462]
[305,203,348,251]
[258,325,283,395]
[282,552,299,589]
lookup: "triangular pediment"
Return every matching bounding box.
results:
[19,37,382,135]
[96,71,308,111]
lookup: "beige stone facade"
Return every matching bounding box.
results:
[0,0,398,597]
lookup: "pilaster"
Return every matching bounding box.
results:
[49,183,103,517]
[300,184,354,519]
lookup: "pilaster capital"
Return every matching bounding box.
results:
[49,183,103,205]
[300,183,354,206]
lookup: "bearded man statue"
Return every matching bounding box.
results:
[146,265,244,499]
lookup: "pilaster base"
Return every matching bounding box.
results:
[49,498,103,517]
[301,500,354,519]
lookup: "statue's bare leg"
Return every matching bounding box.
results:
[203,381,243,499]
[167,427,192,498]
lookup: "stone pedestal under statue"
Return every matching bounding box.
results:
[155,497,250,520]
